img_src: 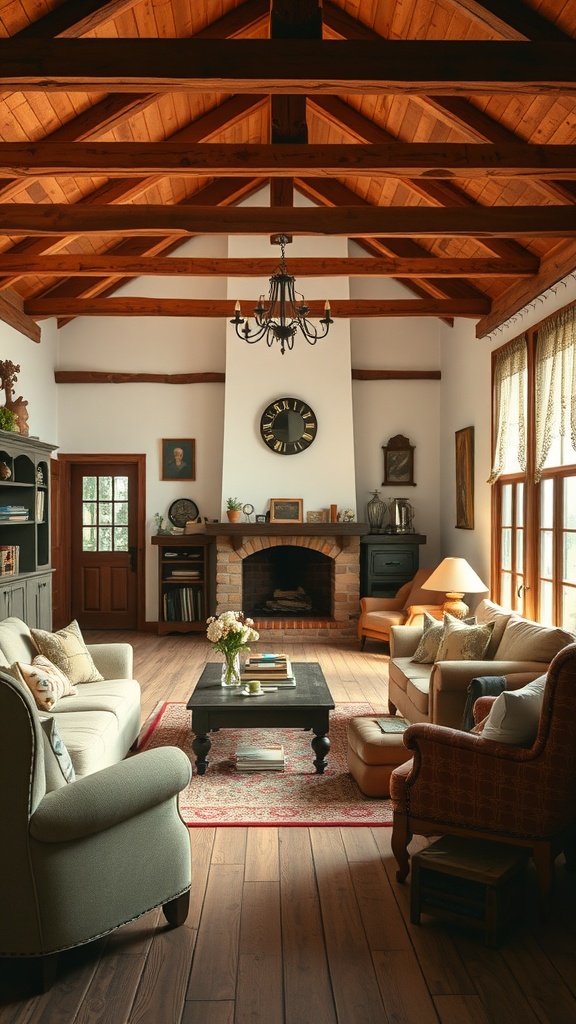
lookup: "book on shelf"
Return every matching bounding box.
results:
[236,743,285,771]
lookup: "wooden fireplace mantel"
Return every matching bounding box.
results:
[204,521,370,551]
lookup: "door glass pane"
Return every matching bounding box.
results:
[501,528,512,570]
[114,501,128,525]
[114,476,128,500]
[82,476,97,500]
[99,527,112,551]
[541,478,553,529]
[500,573,511,609]
[564,533,576,581]
[501,484,512,527]
[517,531,524,572]
[99,502,113,525]
[99,476,112,501]
[540,530,553,578]
[515,482,524,526]
[540,581,553,625]
[114,526,128,550]
[562,585,576,633]
[82,527,97,552]
[564,477,576,528]
[82,502,97,525]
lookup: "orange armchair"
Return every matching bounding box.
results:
[390,643,576,910]
[358,568,445,649]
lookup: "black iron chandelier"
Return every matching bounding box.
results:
[229,235,333,355]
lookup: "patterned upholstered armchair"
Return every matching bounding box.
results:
[390,643,576,910]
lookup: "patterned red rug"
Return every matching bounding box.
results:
[138,701,393,827]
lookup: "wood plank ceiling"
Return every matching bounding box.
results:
[1,0,576,344]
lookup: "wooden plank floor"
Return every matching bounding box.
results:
[2,633,576,1023]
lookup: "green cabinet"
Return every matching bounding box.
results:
[0,431,56,630]
[360,535,427,598]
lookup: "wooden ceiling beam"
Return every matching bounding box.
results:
[0,255,537,278]
[3,39,576,95]
[6,141,576,178]
[476,239,576,337]
[3,203,575,237]
[25,297,490,318]
[0,289,41,343]
[15,0,142,38]
[440,0,569,41]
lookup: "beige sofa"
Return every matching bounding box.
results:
[388,599,575,729]
[0,616,141,777]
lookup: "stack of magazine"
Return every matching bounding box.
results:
[236,743,285,771]
[241,652,295,687]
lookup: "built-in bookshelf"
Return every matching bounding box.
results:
[152,534,214,634]
[0,430,56,629]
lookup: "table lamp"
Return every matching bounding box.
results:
[422,557,488,618]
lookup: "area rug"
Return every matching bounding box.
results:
[138,701,393,828]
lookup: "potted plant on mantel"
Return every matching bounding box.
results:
[225,497,243,523]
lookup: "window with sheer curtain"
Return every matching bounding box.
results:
[491,306,576,631]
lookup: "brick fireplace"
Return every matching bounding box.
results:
[205,523,367,643]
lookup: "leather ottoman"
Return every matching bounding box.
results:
[346,716,412,797]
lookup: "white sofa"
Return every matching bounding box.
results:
[388,599,575,729]
[0,616,141,777]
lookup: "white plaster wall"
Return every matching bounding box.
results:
[56,234,227,622]
[0,317,59,448]
[222,189,356,517]
[350,241,442,570]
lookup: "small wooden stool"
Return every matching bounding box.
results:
[346,716,412,797]
[410,836,528,946]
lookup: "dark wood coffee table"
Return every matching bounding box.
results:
[186,662,335,775]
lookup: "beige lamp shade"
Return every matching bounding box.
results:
[422,557,488,618]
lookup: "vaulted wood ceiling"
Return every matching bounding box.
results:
[1,0,576,345]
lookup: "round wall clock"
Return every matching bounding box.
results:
[168,498,199,528]
[259,397,318,456]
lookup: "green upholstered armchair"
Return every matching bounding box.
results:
[0,670,192,990]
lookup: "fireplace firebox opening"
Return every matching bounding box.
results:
[242,546,333,619]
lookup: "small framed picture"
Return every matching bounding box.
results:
[306,509,329,523]
[161,439,195,481]
[382,434,415,487]
[269,498,303,523]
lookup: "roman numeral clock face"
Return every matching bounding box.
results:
[259,397,318,456]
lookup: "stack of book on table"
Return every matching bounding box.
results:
[241,652,295,687]
[235,743,285,771]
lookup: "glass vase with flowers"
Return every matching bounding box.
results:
[206,611,259,686]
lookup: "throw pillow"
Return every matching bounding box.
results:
[31,620,104,686]
[435,617,494,663]
[494,616,575,663]
[481,674,547,746]
[412,611,475,664]
[39,715,76,789]
[11,655,77,711]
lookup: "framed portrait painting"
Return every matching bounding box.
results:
[269,498,303,523]
[161,438,195,481]
[382,434,415,487]
[455,426,474,529]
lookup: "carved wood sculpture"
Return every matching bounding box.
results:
[0,359,29,435]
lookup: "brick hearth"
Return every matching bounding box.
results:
[205,523,367,643]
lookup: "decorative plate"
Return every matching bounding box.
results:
[168,498,199,528]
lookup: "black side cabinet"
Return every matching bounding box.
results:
[360,534,427,598]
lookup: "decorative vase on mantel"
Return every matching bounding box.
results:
[366,489,386,533]
[221,652,242,687]
[226,509,241,523]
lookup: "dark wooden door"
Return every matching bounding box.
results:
[70,461,140,629]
